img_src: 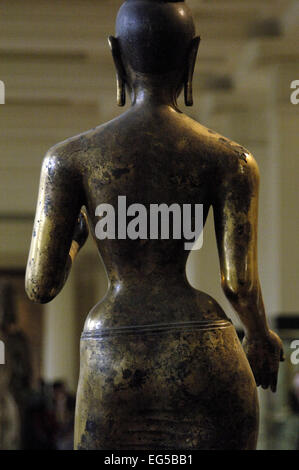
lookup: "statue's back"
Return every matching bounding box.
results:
[74,109,259,450]
[75,107,236,331]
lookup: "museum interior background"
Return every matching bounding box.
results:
[0,0,298,450]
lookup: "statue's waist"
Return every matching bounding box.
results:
[83,287,230,334]
[81,319,233,341]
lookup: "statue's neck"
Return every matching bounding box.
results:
[130,87,178,108]
[127,72,181,109]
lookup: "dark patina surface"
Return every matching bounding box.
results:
[26,0,284,450]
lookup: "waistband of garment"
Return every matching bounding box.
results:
[81,319,233,341]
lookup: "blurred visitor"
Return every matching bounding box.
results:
[0,280,32,448]
[23,379,75,450]
[278,372,299,449]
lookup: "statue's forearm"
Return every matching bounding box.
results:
[59,241,81,292]
[26,235,84,304]
[63,240,81,284]
[26,243,75,303]
[224,280,270,339]
[26,255,70,304]
[26,209,88,304]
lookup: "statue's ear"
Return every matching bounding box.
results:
[108,36,126,107]
[184,36,200,106]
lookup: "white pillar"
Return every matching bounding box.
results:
[42,269,78,393]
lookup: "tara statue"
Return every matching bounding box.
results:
[26,0,284,450]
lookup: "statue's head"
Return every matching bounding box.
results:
[109,0,200,106]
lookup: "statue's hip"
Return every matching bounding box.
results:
[75,320,259,450]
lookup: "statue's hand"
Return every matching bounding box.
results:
[73,210,89,250]
[242,330,285,392]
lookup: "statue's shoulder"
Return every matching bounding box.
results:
[187,117,258,178]
[41,120,115,170]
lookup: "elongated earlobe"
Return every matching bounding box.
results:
[184,36,201,107]
[108,36,126,107]
[116,75,126,107]
[184,80,193,107]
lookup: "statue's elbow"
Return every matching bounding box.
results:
[221,278,255,304]
[25,275,58,304]
[25,285,53,304]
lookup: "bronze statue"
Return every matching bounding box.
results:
[26,0,284,450]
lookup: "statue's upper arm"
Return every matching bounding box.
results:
[213,152,260,297]
[26,146,83,301]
